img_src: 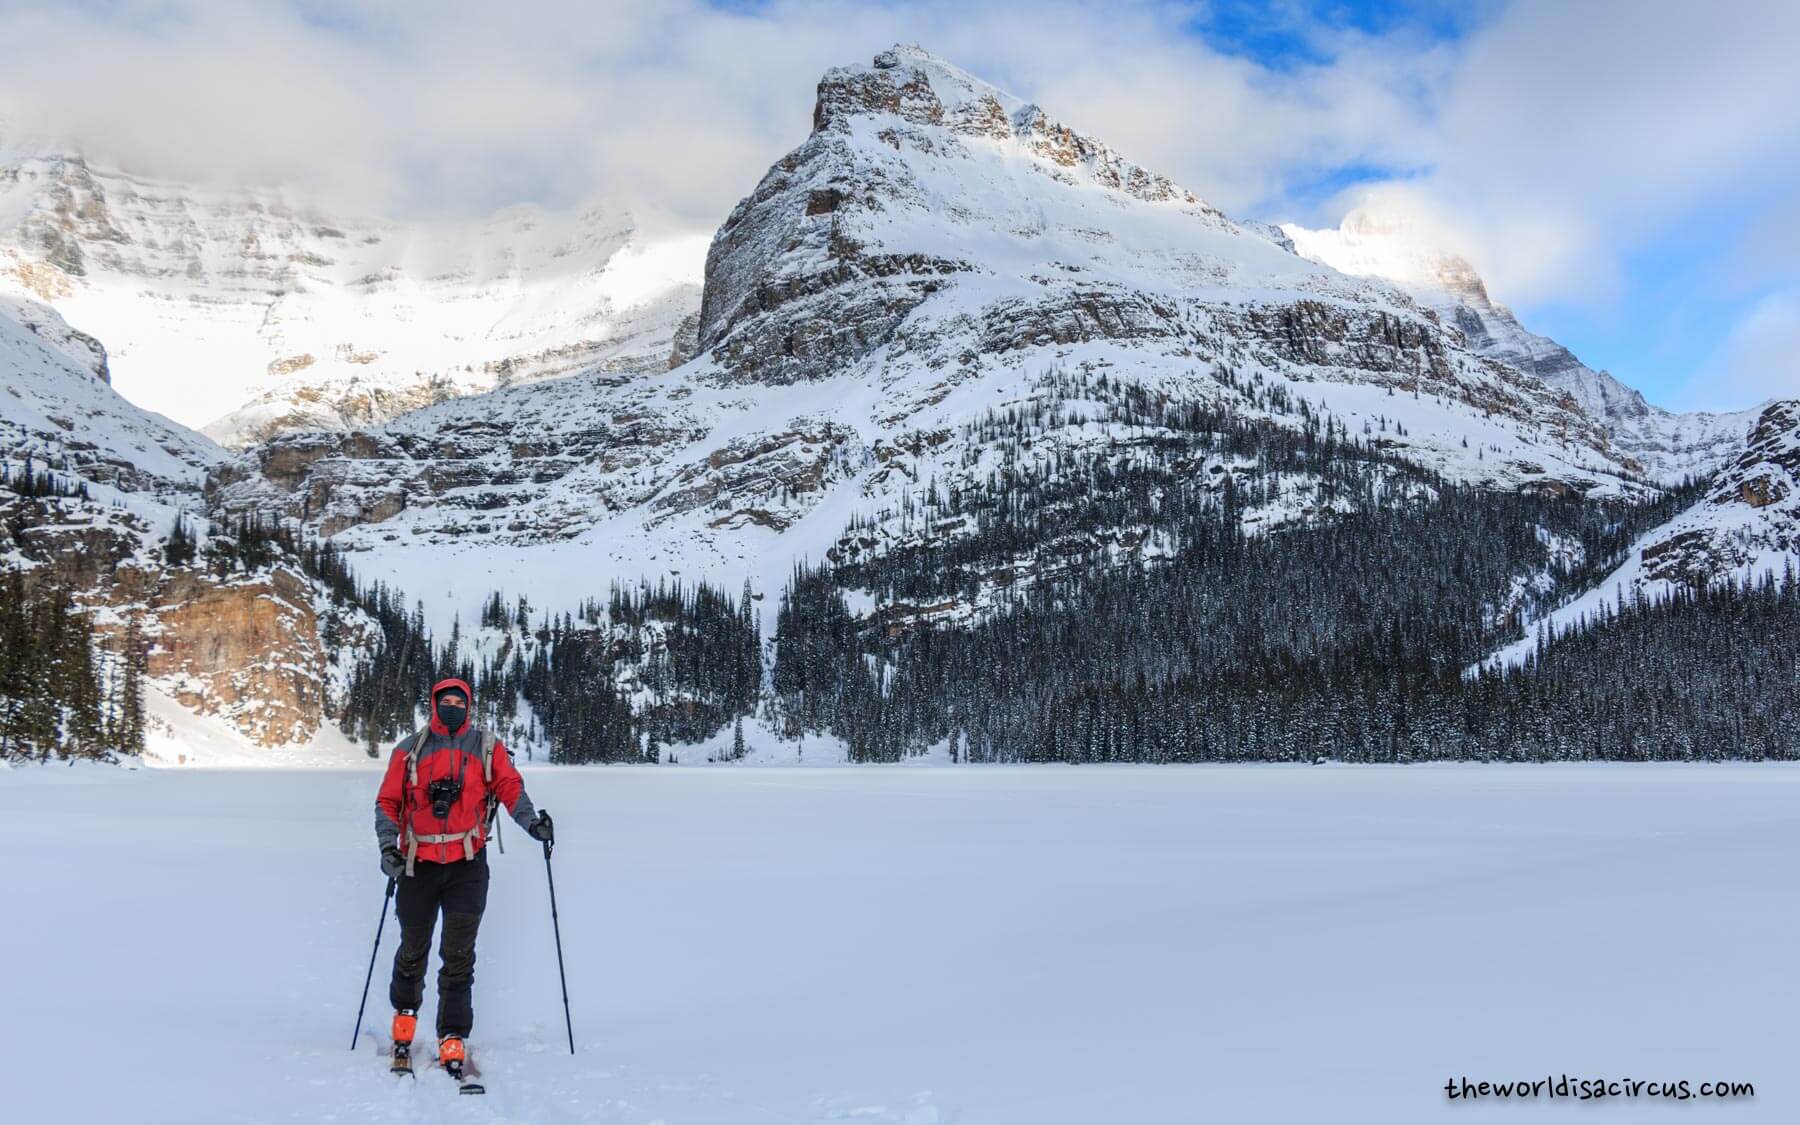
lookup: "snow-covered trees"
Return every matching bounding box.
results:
[768,394,1778,763]
[0,570,112,762]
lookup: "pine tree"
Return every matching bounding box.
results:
[163,514,197,567]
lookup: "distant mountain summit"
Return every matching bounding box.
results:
[1283,205,1759,482]
[693,45,1646,492]
[0,150,702,444]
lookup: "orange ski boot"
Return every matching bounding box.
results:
[389,1011,417,1075]
[437,1035,465,1066]
[439,1035,483,1094]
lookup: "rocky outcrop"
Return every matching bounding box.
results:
[208,370,718,542]
[1,484,364,749]
[1635,400,1800,587]
[140,568,332,747]
[653,421,860,530]
[1,296,374,753]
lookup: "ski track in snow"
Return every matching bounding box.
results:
[3,764,1797,1123]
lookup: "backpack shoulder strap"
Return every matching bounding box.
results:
[479,730,497,784]
[405,727,431,788]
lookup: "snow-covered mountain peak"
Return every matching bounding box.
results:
[811,44,1215,211]
[699,46,1462,393]
[1287,204,1491,305]
[0,148,705,445]
[212,43,1681,645]
[815,44,1024,130]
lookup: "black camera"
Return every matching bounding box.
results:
[427,777,463,818]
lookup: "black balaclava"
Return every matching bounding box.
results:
[436,691,469,734]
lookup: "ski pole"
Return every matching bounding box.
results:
[351,876,397,1050]
[541,817,575,1054]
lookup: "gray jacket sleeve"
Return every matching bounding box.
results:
[376,807,401,852]
[509,789,539,832]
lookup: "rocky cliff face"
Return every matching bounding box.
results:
[0,295,373,753]
[1283,206,1760,483]
[137,567,350,747]
[0,151,703,444]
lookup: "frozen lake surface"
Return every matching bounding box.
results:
[2,764,1794,1123]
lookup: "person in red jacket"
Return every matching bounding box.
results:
[374,677,552,1071]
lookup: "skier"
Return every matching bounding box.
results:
[374,677,553,1080]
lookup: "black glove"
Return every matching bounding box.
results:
[527,810,554,845]
[380,846,405,879]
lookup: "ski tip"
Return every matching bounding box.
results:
[459,1082,486,1095]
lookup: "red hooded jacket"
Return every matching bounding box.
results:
[375,678,534,865]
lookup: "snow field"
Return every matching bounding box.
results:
[2,764,1796,1123]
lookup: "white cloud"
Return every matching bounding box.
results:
[1340,0,1800,307]
[1,0,1796,411]
[0,0,1443,231]
[1688,292,1800,411]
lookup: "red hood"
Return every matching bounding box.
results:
[429,677,474,736]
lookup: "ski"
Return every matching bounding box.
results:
[442,1057,484,1095]
[436,1039,483,1095]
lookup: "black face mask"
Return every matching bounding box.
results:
[437,703,468,732]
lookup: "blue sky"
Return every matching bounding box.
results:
[1196,0,1488,69]
[2,0,1794,411]
[1180,0,1796,411]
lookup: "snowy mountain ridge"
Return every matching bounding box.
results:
[1283,206,1761,483]
[213,44,1668,644]
[0,148,704,445]
[0,292,221,498]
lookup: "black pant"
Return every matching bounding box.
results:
[389,850,490,1038]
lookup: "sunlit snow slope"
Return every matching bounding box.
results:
[0,149,704,443]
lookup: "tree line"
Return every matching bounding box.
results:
[338,576,762,763]
[1,461,141,762]
[766,371,1767,762]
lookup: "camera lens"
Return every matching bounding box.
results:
[428,777,461,817]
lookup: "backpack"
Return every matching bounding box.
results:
[399,728,498,875]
